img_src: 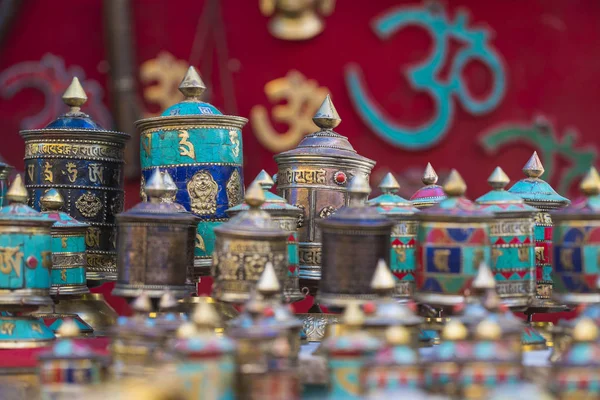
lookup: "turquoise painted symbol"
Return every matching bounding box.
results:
[345,4,506,150]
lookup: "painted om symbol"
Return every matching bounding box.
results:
[345,4,506,150]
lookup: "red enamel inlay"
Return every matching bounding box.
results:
[495,237,506,245]
[287,234,296,242]
[407,238,416,246]
[392,238,403,246]
[544,226,553,241]
[26,256,38,269]
[363,302,377,315]
[509,237,521,244]
[334,172,347,184]
[467,228,487,245]
[523,237,531,244]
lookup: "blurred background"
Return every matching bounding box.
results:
[0,0,598,313]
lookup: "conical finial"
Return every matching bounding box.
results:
[472,261,496,290]
[475,319,502,340]
[40,189,64,211]
[244,181,266,209]
[370,259,396,295]
[312,94,341,130]
[131,292,152,314]
[442,320,468,341]
[192,300,221,328]
[254,170,274,191]
[162,171,178,201]
[580,167,600,196]
[159,291,178,311]
[176,322,198,339]
[386,325,411,346]
[342,302,365,327]
[422,163,438,185]
[378,173,400,194]
[179,66,206,99]
[573,317,599,342]
[56,319,81,338]
[145,168,167,202]
[6,174,28,204]
[523,151,545,179]
[257,262,281,297]
[442,169,467,197]
[62,77,88,112]
[347,175,371,206]
[487,167,510,190]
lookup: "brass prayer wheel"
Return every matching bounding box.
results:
[113,168,199,299]
[212,181,288,304]
[20,78,130,283]
[317,175,393,309]
[274,95,375,296]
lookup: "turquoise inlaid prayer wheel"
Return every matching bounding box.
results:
[136,66,247,280]
[40,189,89,296]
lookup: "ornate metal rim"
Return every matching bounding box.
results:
[20,129,130,144]
[135,115,248,131]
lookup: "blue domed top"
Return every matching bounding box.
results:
[45,114,104,130]
[161,101,222,117]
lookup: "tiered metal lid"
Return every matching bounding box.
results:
[368,173,419,218]
[508,152,570,210]
[477,167,539,215]
[410,163,446,208]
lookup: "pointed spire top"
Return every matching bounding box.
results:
[442,169,467,197]
[254,170,275,191]
[159,291,178,311]
[57,318,81,338]
[6,174,28,204]
[487,166,510,190]
[422,162,438,185]
[312,94,341,130]
[342,302,365,327]
[347,175,371,206]
[580,167,600,196]
[131,292,152,314]
[378,173,400,194]
[523,151,545,178]
[257,262,281,297]
[62,77,88,112]
[179,66,207,99]
[472,261,496,290]
[244,180,266,209]
[145,168,167,202]
[40,188,64,211]
[370,259,396,294]
[191,300,221,329]
[161,171,178,200]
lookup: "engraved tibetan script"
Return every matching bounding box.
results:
[0,247,23,277]
[282,168,326,184]
[178,130,196,160]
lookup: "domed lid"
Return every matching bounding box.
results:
[368,173,419,217]
[410,163,447,207]
[226,170,301,218]
[20,78,129,142]
[552,167,600,220]
[274,95,375,168]
[476,167,538,215]
[0,175,55,227]
[508,152,570,210]
[214,181,287,238]
[318,175,393,229]
[419,170,492,221]
[160,67,222,116]
[40,189,89,229]
[39,319,104,362]
[117,168,199,224]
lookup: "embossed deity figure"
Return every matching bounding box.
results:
[187,171,218,215]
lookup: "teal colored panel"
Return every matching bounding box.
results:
[288,242,299,266]
[494,246,534,270]
[542,265,553,282]
[328,358,362,399]
[534,225,546,241]
[390,246,415,275]
[142,127,243,168]
[52,235,85,253]
[461,245,491,276]
[0,317,54,341]
[195,221,221,258]
[583,245,600,274]
[0,232,51,290]
[51,266,86,286]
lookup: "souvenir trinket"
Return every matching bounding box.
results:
[476,167,537,309]
[136,66,248,279]
[410,163,446,209]
[361,326,423,395]
[0,162,13,206]
[551,317,600,399]
[415,170,492,310]
[368,173,420,300]
[20,78,130,283]
[227,171,304,303]
[274,95,376,295]
[212,181,288,304]
[38,320,106,397]
[171,301,236,400]
[113,168,199,300]
[318,175,393,308]
[508,152,570,305]
[110,293,163,379]
[0,175,56,347]
[322,302,381,399]
[551,167,600,305]
[40,189,89,296]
